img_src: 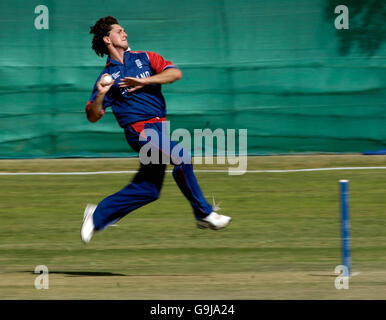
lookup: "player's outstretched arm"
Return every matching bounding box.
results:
[118,68,182,93]
[86,73,114,123]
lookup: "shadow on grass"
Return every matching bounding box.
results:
[309,273,336,277]
[23,271,202,277]
[24,270,127,277]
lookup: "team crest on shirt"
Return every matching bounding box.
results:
[112,71,121,80]
[135,59,143,69]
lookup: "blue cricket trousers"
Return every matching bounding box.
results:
[92,120,213,231]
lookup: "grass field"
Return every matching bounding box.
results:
[0,155,385,299]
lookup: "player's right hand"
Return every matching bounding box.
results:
[96,73,115,95]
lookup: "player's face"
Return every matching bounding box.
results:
[107,24,129,50]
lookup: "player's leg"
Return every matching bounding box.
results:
[162,131,232,230]
[169,143,212,219]
[81,163,165,243]
[92,162,166,231]
[81,126,166,243]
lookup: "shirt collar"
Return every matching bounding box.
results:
[105,51,131,67]
[105,56,120,67]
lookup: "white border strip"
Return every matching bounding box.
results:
[0,167,385,175]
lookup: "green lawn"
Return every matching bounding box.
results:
[0,155,385,299]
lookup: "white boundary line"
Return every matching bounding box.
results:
[0,167,385,175]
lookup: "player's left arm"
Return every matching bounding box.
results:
[118,68,182,92]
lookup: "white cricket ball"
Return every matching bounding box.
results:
[103,74,113,85]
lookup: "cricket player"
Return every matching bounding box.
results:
[81,16,231,243]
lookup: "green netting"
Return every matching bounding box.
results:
[0,0,385,158]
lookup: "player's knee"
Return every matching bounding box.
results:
[148,188,160,202]
[172,162,192,173]
[171,147,192,166]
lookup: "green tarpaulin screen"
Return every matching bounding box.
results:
[0,0,385,158]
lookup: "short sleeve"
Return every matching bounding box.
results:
[145,51,178,74]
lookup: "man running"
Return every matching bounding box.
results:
[81,16,231,243]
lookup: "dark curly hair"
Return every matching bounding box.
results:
[90,16,119,57]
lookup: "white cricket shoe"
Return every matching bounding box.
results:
[81,204,97,244]
[196,212,232,230]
